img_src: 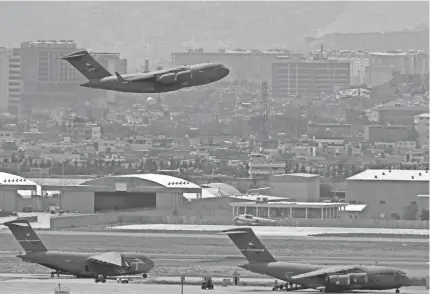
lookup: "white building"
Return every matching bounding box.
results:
[414,113,429,148]
[0,48,22,116]
[346,169,430,219]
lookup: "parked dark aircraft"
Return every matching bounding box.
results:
[61,50,229,93]
[220,227,411,293]
[4,219,154,282]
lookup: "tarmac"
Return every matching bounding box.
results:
[111,224,430,236]
[0,277,427,294]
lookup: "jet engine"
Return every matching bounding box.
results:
[157,73,176,83]
[327,275,351,286]
[349,273,368,284]
[128,262,148,272]
[176,70,192,83]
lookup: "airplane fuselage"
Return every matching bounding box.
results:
[17,251,154,278]
[240,262,410,291]
[81,63,229,93]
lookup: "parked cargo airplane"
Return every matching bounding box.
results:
[4,219,154,282]
[61,50,229,93]
[220,227,411,293]
[233,214,279,226]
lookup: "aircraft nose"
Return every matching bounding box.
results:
[220,66,229,77]
[403,275,412,286]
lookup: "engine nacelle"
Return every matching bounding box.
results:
[129,262,147,272]
[327,275,351,286]
[176,70,192,83]
[349,273,368,284]
[157,73,176,83]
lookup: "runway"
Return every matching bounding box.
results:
[0,278,427,294]
[0,226,427,279]
[0,229,426,243]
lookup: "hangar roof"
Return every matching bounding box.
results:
[0,172,37,186]
[115,174,200,188]
[347,169,430,182]
[30,178,88,186]
[206,182,241,195]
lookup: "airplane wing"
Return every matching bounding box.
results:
[85,252,125,267]
[116,66,190,84]
[291,265,364,280]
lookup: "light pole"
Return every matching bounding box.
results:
[181,274,185,294]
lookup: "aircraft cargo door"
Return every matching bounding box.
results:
[94,191,156,211]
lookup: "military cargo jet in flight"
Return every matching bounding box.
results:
[61,50,229,93]
[220,227,411,293]
[4,219,154,282]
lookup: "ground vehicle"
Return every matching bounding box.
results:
[117,277,129,284]
[201,277,214,290]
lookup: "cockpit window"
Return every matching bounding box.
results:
[245,215,252,219]
[216,64,223,69]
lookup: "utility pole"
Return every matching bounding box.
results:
[181,273,185,294]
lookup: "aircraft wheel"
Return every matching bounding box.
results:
[143,273,148,278]
[395,289,400,294]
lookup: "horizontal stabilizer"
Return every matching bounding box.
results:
[115,72,128,83]
[218,229,249,235]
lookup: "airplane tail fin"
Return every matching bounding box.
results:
[3,219,48,253]
[219,227,276,263]
[61,50,112,81]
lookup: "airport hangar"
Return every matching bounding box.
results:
[0,172,201,213]
[345,169,430,219]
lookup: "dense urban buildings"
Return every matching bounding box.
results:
[0,39,428,226]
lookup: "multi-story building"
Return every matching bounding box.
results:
[364,125,413,143]
[14,40,86,115]
[0,48,22,116]
[172,48,291,83]
[414,113,429,148]
[272,59,351,98]
[366,51,429,86]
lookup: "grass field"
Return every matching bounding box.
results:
[0,233,428,278]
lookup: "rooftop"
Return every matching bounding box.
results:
[344,204,367,212]
[347,169,430,182]
[0,172,37,186]
[115,174,200,189]
[230,201,347,208]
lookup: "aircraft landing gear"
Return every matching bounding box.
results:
[395,289,400,294]
[95,274,106,283]
[142,273,148,278]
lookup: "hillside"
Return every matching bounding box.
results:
[0,2,428,68]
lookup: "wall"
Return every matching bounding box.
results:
[270,176,320,201]
[346,180,430,219]
[156,192,184,209]
[50,211,429,229]
[61,191,94,213]
[0,190,17,211]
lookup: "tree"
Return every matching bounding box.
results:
[402,202,419,220]
[420,209,429,221]
[300,165,307,173]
